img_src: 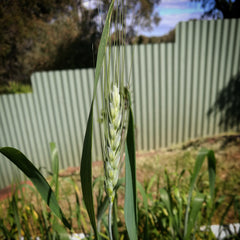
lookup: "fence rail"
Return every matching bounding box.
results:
[0,19,239,189]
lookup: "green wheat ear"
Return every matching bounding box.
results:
[104,84,123,203]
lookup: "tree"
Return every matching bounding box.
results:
[0,0,78,85]
[0,0,161,88]
[191,0,240,19]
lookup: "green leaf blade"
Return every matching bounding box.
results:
[80,103,99,239]
[186,193,205,239]
[207,150,216,201]
[159,188,172,216]
[79,1,116,238]
[50,142,59,199]
[137,181,149,240]
[93,0,115,99]
[0,147,71,229]
[124,107,138,240]
[184,148,216,238]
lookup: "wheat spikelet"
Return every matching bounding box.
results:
[104,84,123,203]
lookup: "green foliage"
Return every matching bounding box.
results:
[1,1,239,240]
[80,1,115,238]
[1,146,240,239]
[0,0,78,84]
[0,0,162,89]
[80,103,98,238]
[0,81,32,94]
[0,147,71,230]
[191,0,240,19]
[184,149,216,238]
[125,107,138,240]
[131,29,175,44]
[0,184,72,239]
[135,149,239,240]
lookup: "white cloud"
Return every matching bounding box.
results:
[140,0,204,36]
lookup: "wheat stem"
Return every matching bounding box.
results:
[108,201,113,240]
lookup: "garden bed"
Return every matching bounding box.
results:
[0,133,239,239]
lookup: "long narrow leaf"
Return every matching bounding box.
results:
[184,148,216,238]
[124,107,138,240]
[52,221,70,240]
[186,193,205,239]
[80,103,99,238]
[184,148,208,235]
[11,193,21,239]
[159,188,172,216]
[93,0,115,99]
[0,218,11,238]
[0,147,71,229]
[137,181,148,211]
[137,181,149,240]
[50,142,59,199]
[207,150,216,201]
[80,1,115,238]
[159,188,175,236]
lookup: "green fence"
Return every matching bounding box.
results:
[0,19,239,190]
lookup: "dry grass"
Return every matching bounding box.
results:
[0,133,239,234]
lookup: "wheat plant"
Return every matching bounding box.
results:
[0,0,138,239]
[104,84,123,238]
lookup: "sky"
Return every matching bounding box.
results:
[82,0,206,37]
[140,0,205,36]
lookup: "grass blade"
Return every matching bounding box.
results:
[97,196,109,228]
[93,0,115,99]
[124,107,138,240]
[137,181,149,240]
[0,147,71,229]
[50,142,59,199]
[0,218,11,239]
[159,188,172,217]
[207,150,216,201]
[52,221,70,240]
[137,181,148,211]
[184,148,216,238]
[11,193,21,239]
[80,1,115,238]
[80,103,99,238]
[185,193,205,239]
[159,188,176,237]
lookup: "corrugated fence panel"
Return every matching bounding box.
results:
[0,19,240,189]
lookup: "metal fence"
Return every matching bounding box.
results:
[0,19,239,189]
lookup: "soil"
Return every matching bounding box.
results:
[0,133,239,228]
